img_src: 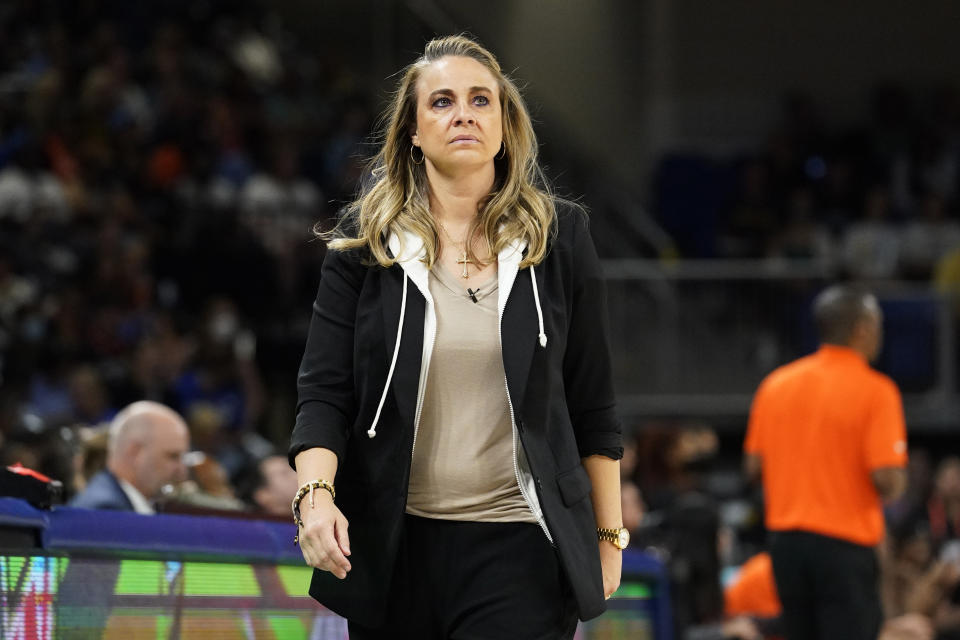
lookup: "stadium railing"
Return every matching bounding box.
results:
[0,498,671,639]
[603,259,958,430]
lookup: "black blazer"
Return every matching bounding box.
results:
[69,470,135,511]
[289,205,621,624]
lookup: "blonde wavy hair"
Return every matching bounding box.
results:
[322,34,556,269]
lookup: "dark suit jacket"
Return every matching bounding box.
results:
[289,205,621,624]
[69,470,135,511]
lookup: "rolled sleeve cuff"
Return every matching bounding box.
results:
[583,446,624,461]
[287,400,351,469]
[573,406,622,459]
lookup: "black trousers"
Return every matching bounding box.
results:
[770,530,882,640]
[347,514,578,640]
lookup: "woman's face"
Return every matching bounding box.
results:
[411,56,503,174]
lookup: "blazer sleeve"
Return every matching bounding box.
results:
[562,212,623,459]
[288,246,367,467]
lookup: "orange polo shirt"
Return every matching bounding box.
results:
[725,552,781,619]
[744,345,907,547]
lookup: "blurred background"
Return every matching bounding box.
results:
[2,0,960,636]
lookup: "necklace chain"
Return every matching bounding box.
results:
[437,219,467,249]
[437,219,476,279]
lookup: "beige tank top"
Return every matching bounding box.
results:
[405,264,536,523]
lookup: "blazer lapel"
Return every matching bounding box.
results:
[498,239,539,411]
[379,265,423,434]
[380,230,539,429]
[381,232,431,433]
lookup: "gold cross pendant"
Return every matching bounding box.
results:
[456,252,475,279]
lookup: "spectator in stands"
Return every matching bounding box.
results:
[900,193,960,280]
[621,480,645,538]
[767,186,836,268]
[123,312,192,404]
[887,449,934,537]
[880,520,960,639]
[914,457,960,553]
[680,556,775,638]
[70,400,189,513]
[722,158,778,258]
[239,140,321,260]
[934,248,960,316]
[878,615,934,640]
[912,127,958,206]
[841,186,902,280]
[817,153,862,234]
[71,425,110,496]
[744,284,908,640]
[888,455,960,600]
[168,452,247,511]
[241,454,299,517]
[887,524,937,617]
[868,84,915,214]
[67,364,116,426]
[634,423,724,629]
[172,297,265,475]
[899,553,960,637]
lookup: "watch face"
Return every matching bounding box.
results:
[617,529,630,550]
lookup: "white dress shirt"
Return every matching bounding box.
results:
[117,477,155,515]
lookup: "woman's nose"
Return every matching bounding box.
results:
[454,102,475,125]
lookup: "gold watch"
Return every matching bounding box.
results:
[597,526,630,550]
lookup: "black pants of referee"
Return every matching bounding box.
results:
[770,530,882,640]
[347,514,579,640]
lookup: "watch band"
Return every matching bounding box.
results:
[597,527,620,543]
[597,526,629,550]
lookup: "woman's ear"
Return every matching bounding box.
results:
[411,129,419,147]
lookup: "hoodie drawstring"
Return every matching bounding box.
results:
[368,273,408,438]
[530,266,547,348]
[369,265,543,439]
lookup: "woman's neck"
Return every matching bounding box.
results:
[425,162,496,225]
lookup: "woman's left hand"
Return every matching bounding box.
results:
[599,542,622,599]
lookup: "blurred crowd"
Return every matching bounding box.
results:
[620,423,960,640]
[657,86,960,289]
[0,0,373,513]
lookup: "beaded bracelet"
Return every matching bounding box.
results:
[292,479,335,545]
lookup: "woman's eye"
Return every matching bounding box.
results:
[432,97,451,107]
[474,95,489,106]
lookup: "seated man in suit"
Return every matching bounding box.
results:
[70,401,190,513]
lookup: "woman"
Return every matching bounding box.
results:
[289,35,625,638]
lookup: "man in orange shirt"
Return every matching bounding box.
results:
[744,285,908,640]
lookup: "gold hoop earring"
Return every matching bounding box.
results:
[410,145,425,165]
[496,142,506,160]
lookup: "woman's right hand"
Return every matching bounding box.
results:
[297,490,352,579]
